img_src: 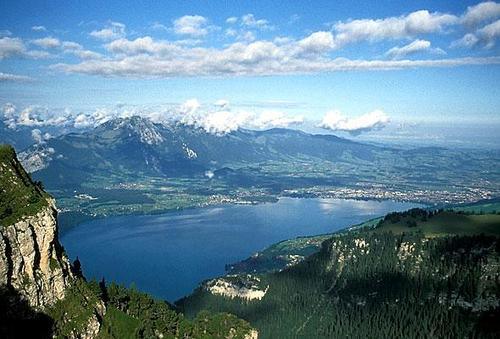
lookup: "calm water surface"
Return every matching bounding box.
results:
[61,198,421,301]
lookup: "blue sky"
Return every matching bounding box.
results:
[0,0,499,137]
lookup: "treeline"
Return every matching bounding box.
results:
[46,276,253,339]
[179,232,500,338]
[381,208,439,226]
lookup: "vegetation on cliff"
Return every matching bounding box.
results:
[0,144,48,227]
[45,277,255,338]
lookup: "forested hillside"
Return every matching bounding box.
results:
[179,209,500,338]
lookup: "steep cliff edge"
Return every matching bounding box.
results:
[0,201,73,308]
[0,145,73,308]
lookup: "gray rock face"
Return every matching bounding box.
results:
[0,200,73,309]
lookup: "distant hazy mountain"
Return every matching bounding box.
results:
[0,123,36,150]
[19,116,381,185]
[0,119,86,152]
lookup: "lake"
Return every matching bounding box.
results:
[60,198,421,301]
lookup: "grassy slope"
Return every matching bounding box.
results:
[374,211,500,237]
[0,144,48,226]
[97,306,139,339]
[451,201,500,214]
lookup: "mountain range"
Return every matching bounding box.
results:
[18,116,379,180]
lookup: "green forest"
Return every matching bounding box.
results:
[179,209,500,338]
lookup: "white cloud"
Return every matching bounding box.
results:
[225,15,266,42]
[173,15,210,37]
[462,1,500,27]
[0,72,33,82]
[2,105,72,129]
[150,22,168,31]
[61,41,82,50]
[250,111,303,129]
[0,36,53,60]
[200,110,252,134]
[177,99,303,134]
[333,10,458,47]
[386,39,445,59]
[451,33,479,48]
[31,129,44,143]
[296,31,335,55]
[105,36,180,55]
[319,109,389,135]
[229,30,256,42]
[478,18,500,47]
[225,28,237,37]
[17,107,47,127]
[453,18,500,48]
[25,50,52,59]
[180,98,201,115]
[241,14,272,30]
[32,25,47,32]
[226,17,238,24]
[2,103,17,128]
[31,129,51,144]
[52,33,500,77]
[43,5,500,78]
[90,22,126,40]
[32,36,61,49]
[73,113,93,128]
[61,40,102,59]
[0,37,26,59]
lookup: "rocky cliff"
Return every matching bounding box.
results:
[0,200,73,308]
[1,145,110,338]
[1,145,73,309]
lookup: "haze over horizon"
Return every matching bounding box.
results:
[1,0,499,146]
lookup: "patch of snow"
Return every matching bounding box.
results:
[183,143,197,159]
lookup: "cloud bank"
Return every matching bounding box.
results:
[0,3,499,79]
[319,110,390,135]
[1,100,305,135]
[3,100,391,136]
[36,3,500,78]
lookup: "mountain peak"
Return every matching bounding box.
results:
[99,116,165,145]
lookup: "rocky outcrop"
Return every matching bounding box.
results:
[244,329,259,339]
[0,199,73,309]
[206,275,268,301]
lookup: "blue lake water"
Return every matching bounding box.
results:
[60,198,421,302]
